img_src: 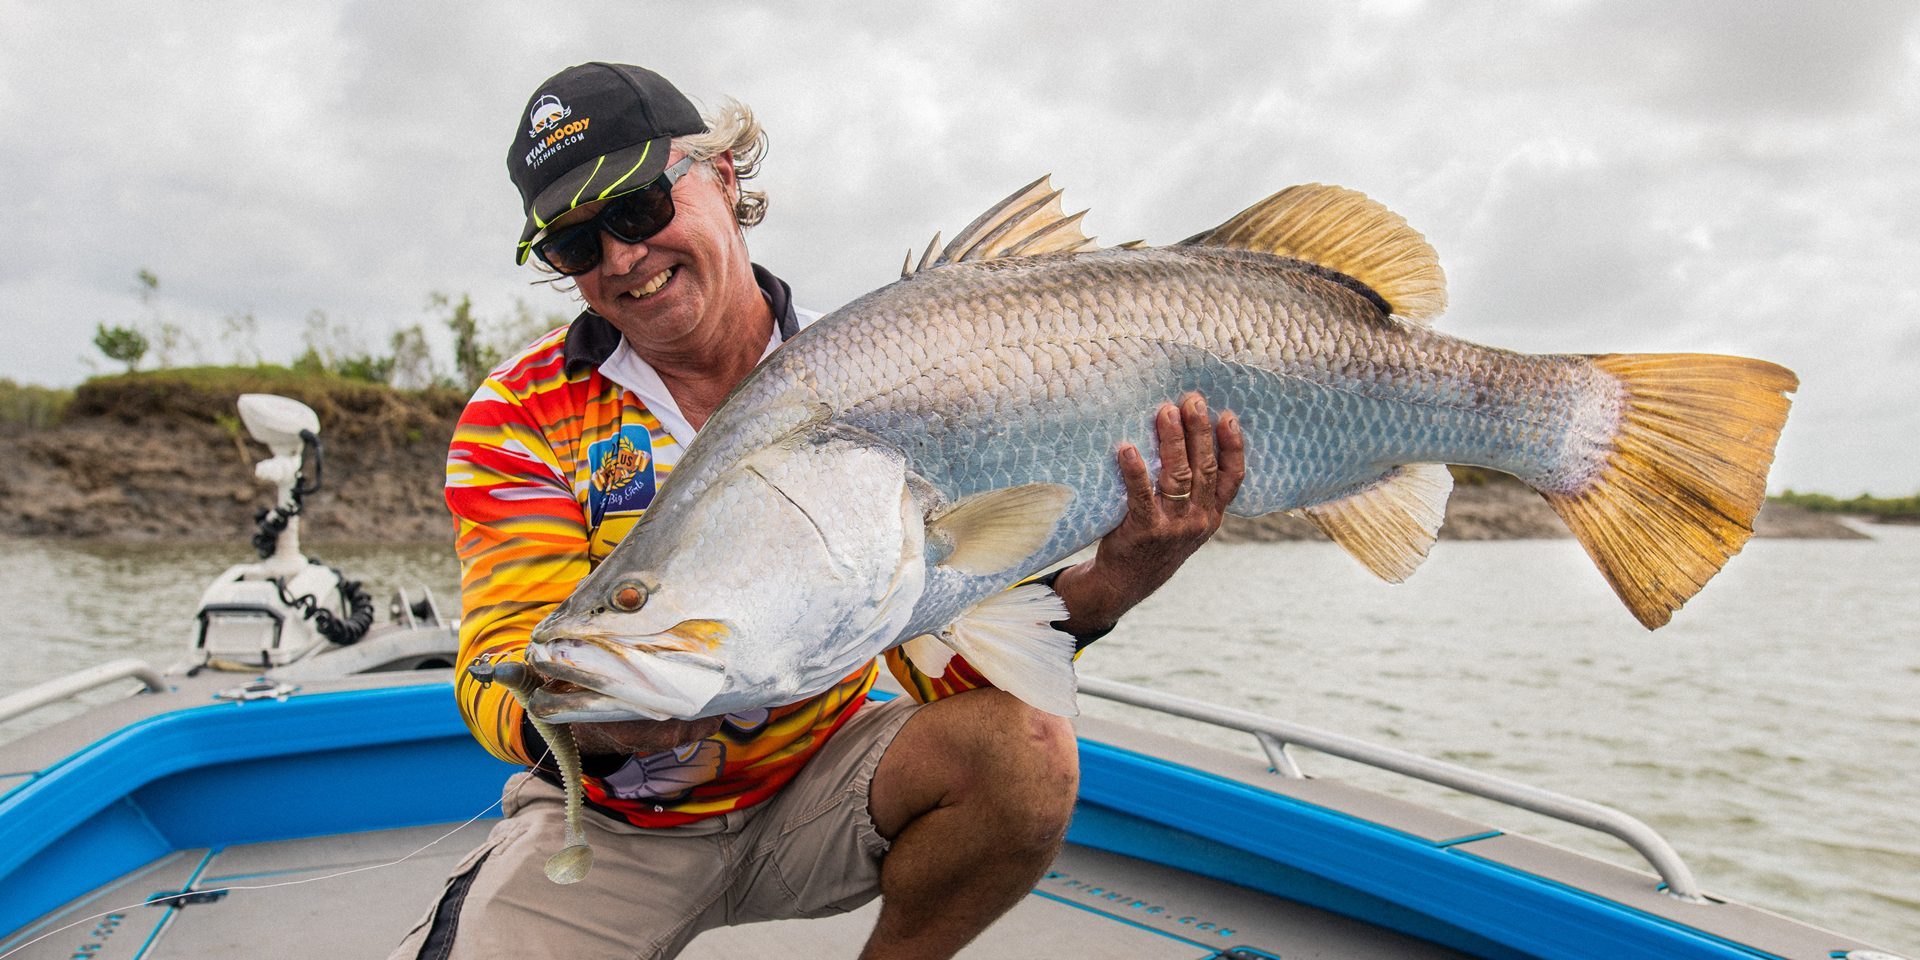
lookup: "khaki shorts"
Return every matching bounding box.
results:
[390,695,919,960]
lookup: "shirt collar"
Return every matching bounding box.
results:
[562,262,800,375]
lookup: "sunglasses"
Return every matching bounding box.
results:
[531,155,698,276]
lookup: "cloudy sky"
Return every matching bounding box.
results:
[3,1,1916,495]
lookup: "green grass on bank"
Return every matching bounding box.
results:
[6,366,468,445]
[1454,467,1915,518]
[8,365,465,449]
[0,379,72,428]
[1772,489,1920,520]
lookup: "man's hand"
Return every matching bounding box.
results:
[568,716,724,756]
[1050,392,1246,636]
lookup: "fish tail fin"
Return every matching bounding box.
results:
[1540,353,1797,629]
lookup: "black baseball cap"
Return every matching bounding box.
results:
[508,62,707,264]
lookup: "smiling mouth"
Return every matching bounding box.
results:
[624,266,676,300]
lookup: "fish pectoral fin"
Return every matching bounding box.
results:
[1181,184,1446,325]
[928,483,1075,577]
[1304,463,1453,583]
[938,583,1078,717]
[900,633,956,677]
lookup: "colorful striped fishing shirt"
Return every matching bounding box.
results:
[446,266,993,827]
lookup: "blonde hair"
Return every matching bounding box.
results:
[673,97,769,228]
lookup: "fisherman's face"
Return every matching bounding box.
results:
[560,152,752,353]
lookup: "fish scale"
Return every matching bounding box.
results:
[778,248,1591,518]
[631,245,1615,668]
[527,177,1792,731]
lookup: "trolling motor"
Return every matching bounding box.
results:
[189,394,375,670]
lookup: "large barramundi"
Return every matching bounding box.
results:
[524,178,1796,723]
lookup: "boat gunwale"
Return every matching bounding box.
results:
[3,680,1894,958]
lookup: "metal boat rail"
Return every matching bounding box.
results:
[1076,674,1705,902]
[0,659,169,726]
[0,660,1706,903]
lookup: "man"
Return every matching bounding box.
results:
[393,62,1245,960]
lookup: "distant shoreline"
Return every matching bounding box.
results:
[0,373,1873,545]
[1216,474,1870,543]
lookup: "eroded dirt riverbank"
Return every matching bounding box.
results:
[0,376,1867,544]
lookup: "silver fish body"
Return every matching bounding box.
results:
[527,181,1793,722]
[760,246,1615,536]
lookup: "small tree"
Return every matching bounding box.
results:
[495,298,569,354]
[93,323,149,373]
[437,293,500,390]
[388,324,436,389]
[222,311,263,365]
[332,352,395,384]
[129,268,200,368]
[150,320,197,368]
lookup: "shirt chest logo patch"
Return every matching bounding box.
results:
[588,426,656,522]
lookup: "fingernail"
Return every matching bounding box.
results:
[1196,397,1207,415]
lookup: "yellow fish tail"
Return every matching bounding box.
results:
[1545,353,1798,629]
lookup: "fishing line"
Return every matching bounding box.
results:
[0,750,548,960]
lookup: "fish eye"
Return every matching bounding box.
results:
[610,581,648,612]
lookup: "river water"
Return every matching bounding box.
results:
[1,528,1915,953]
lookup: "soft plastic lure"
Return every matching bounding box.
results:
[468,655,593,884]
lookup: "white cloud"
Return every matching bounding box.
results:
[2,0,1916,493]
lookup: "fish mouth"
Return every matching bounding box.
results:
[524,676,654,724]
[524,623,731,723]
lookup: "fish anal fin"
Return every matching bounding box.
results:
[901,633,956,677]
[937,583,1077,716]
[903,177,1103,276]
[1183,184,1446,324]
[929,483,1074,576]
[1541,354,1796,629]
[1304,463,1453,583]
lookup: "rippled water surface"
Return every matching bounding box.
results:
[2,528,1915,953]
[0,541,461,739]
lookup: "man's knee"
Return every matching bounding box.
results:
[1006,703,1078,848]
[941,690,1079,843]
[871,689,1080,844]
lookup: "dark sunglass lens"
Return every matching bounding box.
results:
[534,169,683,275]
[600,186,675,245]
[537,224,602,275]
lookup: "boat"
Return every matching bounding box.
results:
[0,396,1907,959]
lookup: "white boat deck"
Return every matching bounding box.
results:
[0,662,1898,960]
[4,819,1467,959]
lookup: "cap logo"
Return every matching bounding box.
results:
[511,64,701,254]
[522,94,594,170]
[528,94,573,137]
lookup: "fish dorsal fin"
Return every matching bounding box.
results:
[901,176,1102,278]
[1183,184,1447,324]
[927,483,1075,576]
[936,582,1078,716]
[1302,463,1453,582]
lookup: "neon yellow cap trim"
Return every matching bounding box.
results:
[568,155,608,210]
[596,141,653,201]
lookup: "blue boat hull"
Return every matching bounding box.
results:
[0,684,1813,959]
